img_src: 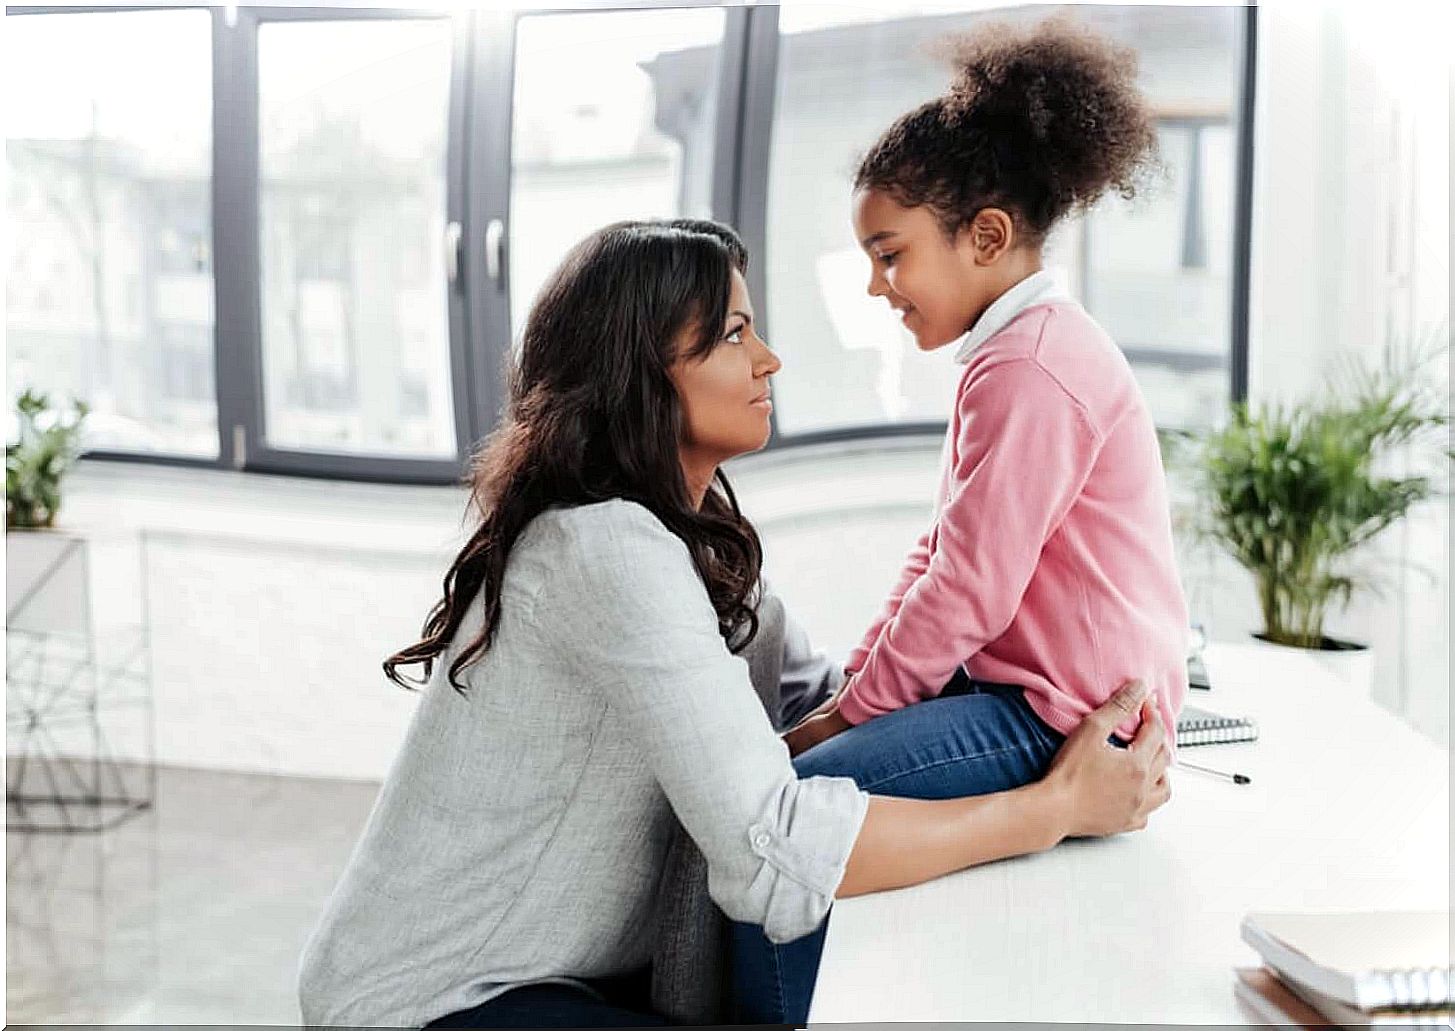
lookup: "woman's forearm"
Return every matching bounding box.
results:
[837,782,1068,898]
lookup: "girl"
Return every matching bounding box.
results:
[734,17,1190,1024]
[296,218,1170,1029]
[785,16,1190,762]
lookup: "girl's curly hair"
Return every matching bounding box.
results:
[854,14,1160,245]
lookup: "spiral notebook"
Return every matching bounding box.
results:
[1240,911,1452,1011]
[1234,967,1452,1027]
[1176,704,1259,747]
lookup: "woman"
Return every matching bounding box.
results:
[297,219,1170,1028]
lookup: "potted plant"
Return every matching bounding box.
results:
[6,389,90,531]
[1195,338,1450,693]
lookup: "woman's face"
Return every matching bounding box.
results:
[851,187,1002,351]
[670,268,781,469]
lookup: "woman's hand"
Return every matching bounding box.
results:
[1041,679,1171,840]
[782,671,854,756]
[783,705,852,756]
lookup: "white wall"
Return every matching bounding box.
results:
[1233,0,1451,742]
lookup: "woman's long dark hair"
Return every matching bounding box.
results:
[385,219,763,693]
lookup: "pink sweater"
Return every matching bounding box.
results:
[837,298,1189,744]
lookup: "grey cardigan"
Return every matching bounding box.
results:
[298,500,866,1028]
[650,577,844,1023]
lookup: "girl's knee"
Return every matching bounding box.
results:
[792,739,859,782]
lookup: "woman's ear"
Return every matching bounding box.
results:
[963,208,1016,265]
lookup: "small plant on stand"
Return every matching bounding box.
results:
[6,389,91,531]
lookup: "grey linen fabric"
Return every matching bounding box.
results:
[649,586,844,1023]
[298,500,865,1028]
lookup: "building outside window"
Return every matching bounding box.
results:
[5,4,1250,479]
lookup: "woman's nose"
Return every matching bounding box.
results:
[866,266,888,299]
[754,336,782,376]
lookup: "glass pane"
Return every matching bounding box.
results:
[1085,120,1237,429]
[765,4,1243,436]
[5,11,216,457]
[509,9,726,340]
[258,19,456,459]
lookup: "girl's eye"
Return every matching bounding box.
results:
[724,326,745,345]
[877,252,898,267]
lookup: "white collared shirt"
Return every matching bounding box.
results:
[953,267,1073,364]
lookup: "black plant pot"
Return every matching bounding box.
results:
[1250,632,1369,653]
[1249,632,1373,695]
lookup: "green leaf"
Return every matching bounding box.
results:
[1194,328,1450,641]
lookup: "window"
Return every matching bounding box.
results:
[5,10,216,457]
[4,4,1252,481]
[257,19,457,458]
[762,4,1245,436]
[508,8,726,339]
[1083,117,1237,428]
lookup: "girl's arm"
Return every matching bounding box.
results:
[840,680,1170,897]
[551,503,1167,935]
[836,357,1104,727]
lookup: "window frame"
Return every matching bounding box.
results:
[8,4,224,469]
[469,0,753,466]
[740,3,1257,448]
[9,2,1255,482]
[222,5,476,484]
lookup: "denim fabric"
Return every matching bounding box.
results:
[729,676,1066,1025]
[426,968,668,1028]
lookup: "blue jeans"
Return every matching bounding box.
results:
[728,675,1066,1025]
[426,967,668,1028]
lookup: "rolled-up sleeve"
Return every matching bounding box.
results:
[549,501,869,944]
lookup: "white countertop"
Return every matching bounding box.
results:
[808,640,1451,1024]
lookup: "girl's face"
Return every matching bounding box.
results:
[851,187,1008,352]
[670,268,781,468]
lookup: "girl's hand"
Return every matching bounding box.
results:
[1041,679,1171,839]
[784,706,852,757]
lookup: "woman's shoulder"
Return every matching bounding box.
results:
[520,499,722,659]
[529,497,679,552]
[522,498,696,596]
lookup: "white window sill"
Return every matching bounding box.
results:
[56,436,945,555]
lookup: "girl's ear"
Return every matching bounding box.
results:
[963,207,1016,265]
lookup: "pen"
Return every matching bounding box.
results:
[1176,760,1251,785]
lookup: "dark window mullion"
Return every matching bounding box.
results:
[1230,3,1258,405]
[734,3,782,446]
[444,10,478,471]
[212,5,265,472]
[709,5,750,227]
[461,9,516,450]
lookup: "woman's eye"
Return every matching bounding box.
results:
[877,252,898,267]
[724,326,745,345]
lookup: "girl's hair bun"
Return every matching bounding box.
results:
[856,14,1160,242]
